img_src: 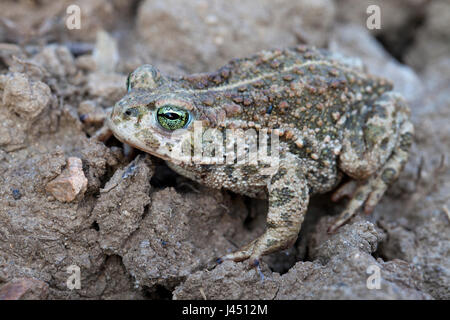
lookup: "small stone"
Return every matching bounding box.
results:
[0,278,49,300]
[93,31,119,73]
[11,189,21,200]
[2,73,51,120]
[46,157,88,203]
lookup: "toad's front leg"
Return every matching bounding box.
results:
[221,161,309,266]
[80,106,113,141]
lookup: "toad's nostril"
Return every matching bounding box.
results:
[124,107,139,117]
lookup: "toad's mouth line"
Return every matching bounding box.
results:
[113,133,172,162]
[107,117,172,161]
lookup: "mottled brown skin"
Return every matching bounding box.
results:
[107,45,414,266]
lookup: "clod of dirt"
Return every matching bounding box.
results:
[277,254,430,299]
[2,72,51,119]
[0,278,49,300]
[0,0,449,300]
[173,217,431,300]
[120,186,251,290]
[0,43,25,68]
[87,72,127,105]
[173,261,280,300]
[46,157,88,202]
[92,30,119,73]
[308,217,383,264]
[93,155,153,253]
[0,71,53,150]
[32,45,77,79]
[276,217,430,299]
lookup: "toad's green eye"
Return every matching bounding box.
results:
[156,105,190,130]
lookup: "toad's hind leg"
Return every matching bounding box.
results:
[329,93,413,233]
[220,161,309,266]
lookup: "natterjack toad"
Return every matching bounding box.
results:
[106,46,413,266]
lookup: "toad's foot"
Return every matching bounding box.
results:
[220,225,301,267]
[331,180,358,202]
[219,160,309,267]
[79,106,112,125]
[91,125,113,141]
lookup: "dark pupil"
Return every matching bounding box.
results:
[164,112,180,120]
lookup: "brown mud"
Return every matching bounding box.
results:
[0,0,448,299]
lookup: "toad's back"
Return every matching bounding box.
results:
[168,46,393,144]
